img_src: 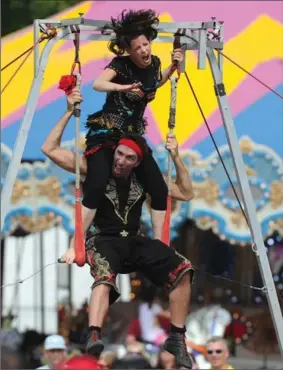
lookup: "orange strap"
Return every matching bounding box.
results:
[167,29,184,80]
[70,26,81,75]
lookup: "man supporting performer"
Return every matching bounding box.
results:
[42,90,195,369]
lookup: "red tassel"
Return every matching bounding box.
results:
[58,74,77,95]
[161,195,172,246]
[75,188,86,266]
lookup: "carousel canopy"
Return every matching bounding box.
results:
[1,1,283,243]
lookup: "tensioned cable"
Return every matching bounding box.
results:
[183,70,250,227]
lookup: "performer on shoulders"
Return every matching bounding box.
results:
[82,9,183,241]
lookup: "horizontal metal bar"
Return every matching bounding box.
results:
[60,33,179,43]
[61,18,106,27]
[158,21,217,29]
[37,18,222,32]
[37,18,62,24]
[59,33,223,49]
[68,25,113,32]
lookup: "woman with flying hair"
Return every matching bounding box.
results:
[82,9,183,241]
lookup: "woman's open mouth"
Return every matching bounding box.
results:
[142,55,151,64]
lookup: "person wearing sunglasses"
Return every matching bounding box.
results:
[206,337,234,369]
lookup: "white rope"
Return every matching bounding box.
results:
[74,73,82,193]
[167,76,178,195]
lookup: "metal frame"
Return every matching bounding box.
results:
[1,17,283,356]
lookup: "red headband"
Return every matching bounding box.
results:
[118,138,144,159]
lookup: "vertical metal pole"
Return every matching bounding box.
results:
[68,234,72,323]
[68,264,72,313]
[197,30,207,70]
[0,30,68,233]
[31,166,39,329]
[15,238,21,330]
[40,232,45,333]
[0,239,4,325]
[33,19,40,77]
[34,233,39,330]
[55,225,60,331]
[218,22,224,79]
[206,47,283,357]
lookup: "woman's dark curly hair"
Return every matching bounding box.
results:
[105,9,159,56]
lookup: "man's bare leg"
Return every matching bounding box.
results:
[169,272,191,327]
[164,272,193,369]
[89,284,110,326]
[86,284,110,357]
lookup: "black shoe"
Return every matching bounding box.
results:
[163,332,193,369]
[85,329,104,357]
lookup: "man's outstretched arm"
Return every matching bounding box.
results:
[41,89,87,176]
[164,134,194,201]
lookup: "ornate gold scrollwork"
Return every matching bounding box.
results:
[270,180,283,208]
[197,215,218,229]
[239,138,253,153]
[11,182,31,204]
[13,213,62,233]
[37,177,61,203]
[231,210,245,229]
[193,180,219,206]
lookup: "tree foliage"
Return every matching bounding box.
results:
[2,0,81,36]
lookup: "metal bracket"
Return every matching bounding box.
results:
[214,83,226,96]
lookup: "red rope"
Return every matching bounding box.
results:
[1,28,57,94]
[218,50,283,100]
[2,27,57,73]
[1,45,36,72]
[1,47,36,94]
[168,31,182,80]
[70,27,81,75]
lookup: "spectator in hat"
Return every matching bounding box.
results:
[36,335,67,369]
